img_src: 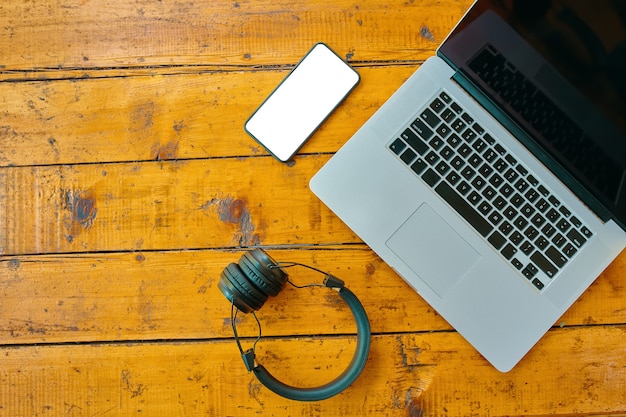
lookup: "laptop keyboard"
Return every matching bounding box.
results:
[388,90,593,291]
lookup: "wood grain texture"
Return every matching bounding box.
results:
[1,328,625,417]
[1,0,625,416]
[0,0,470,70]
[0,66,416,167]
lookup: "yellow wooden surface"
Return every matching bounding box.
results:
[1,1,625,416]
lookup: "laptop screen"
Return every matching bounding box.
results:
[440,0,626,227]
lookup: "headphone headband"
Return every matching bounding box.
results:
[219,249,371,402]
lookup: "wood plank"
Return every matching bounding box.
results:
[1,327,625,417]
[0,66,417,167]
[0,248,447,344]
[1,248,624,345]
[0,0,472,71]
[0,155,364,255]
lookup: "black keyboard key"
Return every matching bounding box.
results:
[532,278,545,290]
[411,118,434,140]
[493,196,507,210]
[546,208,560,222]
[446,171,461,185]
[482,186,497,200]
[468,191,481,205]
[505,154,517,165]
[522,263,538,279]
[504,168,519,182]
[525,226,539,240]
[422,168,441,187]
[461,166,476,180]
[581,226,593,238]
[536,236,549,250]
[429,136,445,150]
[520,240,534,255]
[473,122,485,135]
[542,224,556,238]
[488,211,503,225]
[515,178,529,192]
[552,233,566,248]
[442,108,455,122]
[471,176,487,190]
[468,153,483,168]
[462,129,477,143]
[556,218,571,232]
[563,243,577,258]
[483,149,497,163]
[402,128,429,155]
[411,158,427,175]
[451,156,465,170]
[447,133,461,148]
[500,184,514,197]
[440,146,454,160]
[478,201,493,215]
[546,246,567,267]
[548,195,561,207]
[439,91,452,103]
[451,119,466,132]
[435,161,450,176]
[516,165,528,176]
[510,231,524,245]
[503,206,518,220]
[489,174,504,188]
[450,102,463,114]
[430,98,445,113]
[461,112,474,124]
[530,251,558,277]
[494,143,506,155]
[535,198,549,212]
[493,158,508,172]
[567,229,586,247]
[510,193,525,208]
[501,243,517,259]
[488,231,507,249]
[435,181,493,237]
[514,216,529,230]
[458,143,472,158]
[436,124,452,138]
[390,138,406,155]
[457,181,471,195]
[425,151,440,165]
[537,185,550,196]
[400,148,417,164]
[478,163,494,178]
[421,108,441,128]
[499,221,513,235]
[521,203,535,217]
[471,138,486,152]
[531,213,546,227]
[484,133,496,145]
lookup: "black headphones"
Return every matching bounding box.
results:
[218,249,371,401]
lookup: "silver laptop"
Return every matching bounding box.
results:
[310,0,626,372]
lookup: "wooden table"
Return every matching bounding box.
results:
[1,1,625,416]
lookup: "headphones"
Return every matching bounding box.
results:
[218,249,371,401]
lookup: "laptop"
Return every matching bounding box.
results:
[310,0,626,372]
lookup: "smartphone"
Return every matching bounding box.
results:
[245,43,360,162]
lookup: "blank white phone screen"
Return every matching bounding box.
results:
[245,43,360,162]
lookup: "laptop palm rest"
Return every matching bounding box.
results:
[386,203,481,297]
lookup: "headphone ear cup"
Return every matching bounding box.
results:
[238,249,288,297]
[218,263,268,313]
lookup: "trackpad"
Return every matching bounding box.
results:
[386,203,481,297]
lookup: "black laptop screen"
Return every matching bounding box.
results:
[440,0,626,226]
